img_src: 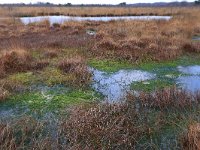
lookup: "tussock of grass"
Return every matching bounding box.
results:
[58,56,92,88]
[0,49,33,76]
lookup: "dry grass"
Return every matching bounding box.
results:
[138,88,200,109]
[0,8,199,63]
[0,49,33,76]
[43,50,58,59]
[58,56,92,87]
[0,7,200,149]
[62,88,200,149]
[91,15,200,62]
[0,7,198,17]
[181,123,200,150]
[0,87,10,101]
[0,88,200,149]
[0,117,54,150]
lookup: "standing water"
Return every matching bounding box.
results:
[20,16,172,25]
[91,68,155,102]
[177,65,200,93]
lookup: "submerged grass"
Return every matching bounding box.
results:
[138,54,200,71]
[131,79,175,92]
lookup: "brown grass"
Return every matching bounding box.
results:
[58,56,92,87]
[0,7,198,17]
[0,8,198,63]
[0,87,10,101]
[61,88,200,149]
[181,123,200,150]
[32,59,50,70]
[0,88,200,149]
[43,50,58,59]
[0,117,53,150]
[0,49,33,76]
[138,88,200,109]
[91,16,200,62]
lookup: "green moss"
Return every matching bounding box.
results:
[88,59,134,73]
[8,72,38,85]
[5,88,101,113]
[30,50,42,59]
[131,79,175,92]
[138,55,200,71]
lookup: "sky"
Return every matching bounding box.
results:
[0,0,194,4]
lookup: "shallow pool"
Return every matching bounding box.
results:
[91,68,155,102]
[20,15,172,25]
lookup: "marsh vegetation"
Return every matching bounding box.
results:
[0,6,200,149]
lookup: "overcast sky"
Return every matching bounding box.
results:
[0,0,194,4]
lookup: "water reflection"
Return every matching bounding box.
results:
[91,68,155,102]
[178,65,200,75]
[177,76,200,93]
[20,15,172,25]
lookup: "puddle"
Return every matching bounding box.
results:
[192,36,200,41]
[177,65,200,75]
[0,105,30,123]
[176,65,200,93]
[91,68,155,101]
[20,16,172,25]
[177,76,200,93]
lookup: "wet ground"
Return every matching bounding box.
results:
[91,65,200,101]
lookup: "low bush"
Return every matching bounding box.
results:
[0,49,33,76]
[58,56,92,87]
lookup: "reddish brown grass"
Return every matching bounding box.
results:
[61,88,200,149]
[0,88,200,149]
[58,56,92,87]
[43,50,58,59]
[138,88,200,109]
[0,49,33,76]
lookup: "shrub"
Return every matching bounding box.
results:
[62,102,146,149]
[138,88,199,110]
[58,56,92,87]
[0,49,33,75]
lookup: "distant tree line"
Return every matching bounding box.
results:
[195,0,200,4]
